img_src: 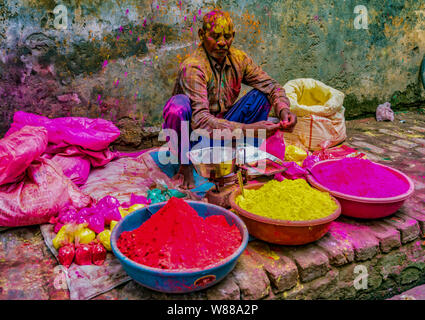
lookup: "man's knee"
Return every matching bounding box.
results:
[171,94,190,106]
[165,95,191,115]
[163,94,192,130]
[248,89,267,99]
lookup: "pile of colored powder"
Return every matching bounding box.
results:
[117,197,242,270]
[236,179,338,221]
[311,158,409,198]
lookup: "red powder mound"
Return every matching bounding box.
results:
[117,197,242,270]
[312,158,409,198]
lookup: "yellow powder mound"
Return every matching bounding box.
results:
[236,179,338,221]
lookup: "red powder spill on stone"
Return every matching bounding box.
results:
[312,158,409,198]
[117,197,242,270]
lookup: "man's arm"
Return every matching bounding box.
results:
[242,52,291,120]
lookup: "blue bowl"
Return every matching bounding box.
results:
[111,200,249,294]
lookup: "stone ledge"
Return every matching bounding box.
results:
[381,213,421,244]
[281,245,330,283]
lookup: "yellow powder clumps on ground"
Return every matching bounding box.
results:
[236,179,338,221]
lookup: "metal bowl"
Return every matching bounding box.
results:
[229,183,341,245]
[188,147,236,179]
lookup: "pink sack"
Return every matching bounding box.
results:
[0,126,48,185]
[51,154,91,186]
[0,158,91,227]
[45,145,117,167]
[6,111,120,151]
[260,130,286,161]
[6,112,120,185]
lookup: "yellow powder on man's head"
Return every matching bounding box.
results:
[236,179,338,221]
[202,9,234,34]
[212,16,233,34]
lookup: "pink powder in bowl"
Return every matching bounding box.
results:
[311,158,410,198]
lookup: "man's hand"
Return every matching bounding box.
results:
[279,109,297,132]
[243,121,281,137]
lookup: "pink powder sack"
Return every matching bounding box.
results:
[51,154,91,186]
[6,111,120,151]
[311,158,409,198]
[0,158,91,227]
[0,126,48,185]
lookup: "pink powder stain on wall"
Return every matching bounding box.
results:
[312,158,409,198]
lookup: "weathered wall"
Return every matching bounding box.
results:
[0,0,424,142]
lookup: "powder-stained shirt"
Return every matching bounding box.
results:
[172,44,290,133]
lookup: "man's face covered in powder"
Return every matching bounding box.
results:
[199,12,235,63]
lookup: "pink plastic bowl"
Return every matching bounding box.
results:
[306,159,415,219]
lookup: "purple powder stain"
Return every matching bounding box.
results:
[149,38,152,43]
[193,14,197,22]
[126,9,129,15]
[119,26,123,33]
[143,19,147,27]
[184,16,187,21]
[117,35,120,40]
[102,60,108,68]
[97,95,102,105]
[314,15,319,21]
[163,35,166,44]
[124,71,128,77]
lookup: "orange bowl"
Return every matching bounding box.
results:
[229,183,341,245]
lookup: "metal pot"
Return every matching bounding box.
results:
[188,147,236,179]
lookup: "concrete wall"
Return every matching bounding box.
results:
[0,0,424,140]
